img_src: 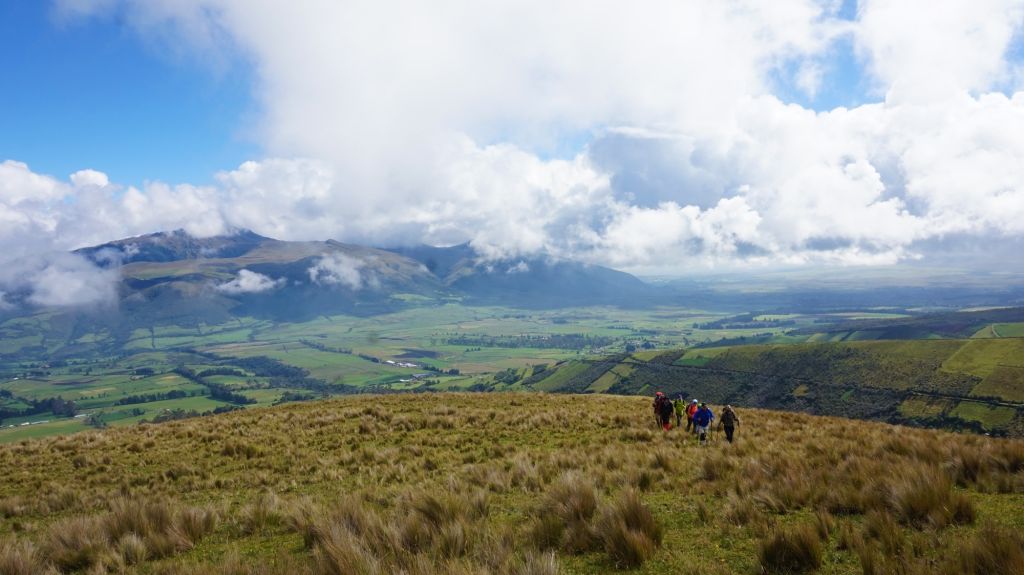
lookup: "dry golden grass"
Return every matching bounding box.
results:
[0,392,1022,573]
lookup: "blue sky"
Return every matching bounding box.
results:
[0,2,256,186]
[0,1,876,186]
[0,0,1022,278]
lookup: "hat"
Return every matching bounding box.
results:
[691,399,698,403]
[655,391,664,396]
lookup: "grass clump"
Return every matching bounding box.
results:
[530,472,600,554]
[594,490,663,568]
[887,467,975,528]
[0,537,56,575]
[948,523,1024,574]
[757,524,823,574]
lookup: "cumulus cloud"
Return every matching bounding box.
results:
[216,269,284,294]
[308,254,370,290]
[9,0,1021,276]
[0,253,119,308]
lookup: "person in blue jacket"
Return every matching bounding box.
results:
[693,402,715,445]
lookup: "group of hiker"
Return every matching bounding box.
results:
[652,392,740,445]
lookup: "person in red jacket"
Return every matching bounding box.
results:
[685,399,699,433]
[652,392,674,431]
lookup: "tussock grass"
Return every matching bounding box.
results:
[0,392,1022,573]
[952,523,1024,574]
[594,490,662,568]
[0,536,56,575]
[757,524,823,574]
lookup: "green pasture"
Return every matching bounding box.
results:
[899,396,954,419]
[951,401,1018,429]
[942,338,1024,378]
[971,366,1024,403]
[970,323,1024,339]
[589,363,634,392]
[0,417,89,443]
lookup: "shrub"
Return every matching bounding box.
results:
[594,490,663,568]
[757,524,822,574]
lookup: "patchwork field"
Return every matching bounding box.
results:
[3,305,1024,443]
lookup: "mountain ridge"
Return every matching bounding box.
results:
[70,229,657,321]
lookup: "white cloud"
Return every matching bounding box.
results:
[216,269,283,294]
[69,169,110,188]
[0,253,119,308]
[12,0,1022,276]
[855,0,1024,103]
[308,253,368,290]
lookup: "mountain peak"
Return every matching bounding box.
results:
[76,229,272,266]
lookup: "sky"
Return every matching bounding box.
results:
[1,0,1024,306]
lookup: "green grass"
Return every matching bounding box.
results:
[588,364,634,393]
[942,338,1024,378]
[898,397,954,419]
[532,362,591,392]
[971,366,1024,402]
[950,401,1018,429]
[0,417,89,443]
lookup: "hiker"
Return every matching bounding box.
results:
[673,395,685,428]
[718,405,740,443]
[685,399,699,433]
[693,402,714,445]
[652,392,674,431]
[652,392,664,427]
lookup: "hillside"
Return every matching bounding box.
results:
[0,393,1022,574]
[527,338,1024,436]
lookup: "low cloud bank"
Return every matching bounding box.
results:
[216,270,284,294]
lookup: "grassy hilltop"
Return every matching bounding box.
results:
[1,393,1023,574]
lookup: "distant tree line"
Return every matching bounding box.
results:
[146,404,242,424]
[197,367,247,378]
[446,333,615,350]
[692,313,796,330]
[0,396,79,424]
[173,367,255,405]
[299,339,352,354]
[116,389,189,405]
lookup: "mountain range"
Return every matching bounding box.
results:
[73,230,654,323]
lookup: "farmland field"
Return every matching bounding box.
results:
[3,305,1024,442]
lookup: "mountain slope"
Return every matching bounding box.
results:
[528,338,1024,436]
[389,243,657,306]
